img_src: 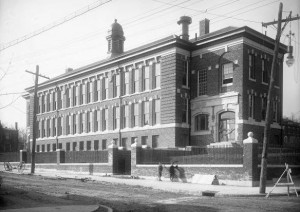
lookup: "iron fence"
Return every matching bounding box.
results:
[0,152,20,162]
[258,146,300,165]
[139,146,243,165]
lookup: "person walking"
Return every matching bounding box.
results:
[158,162,163,181]
[169,162,175,182]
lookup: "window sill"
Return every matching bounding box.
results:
[182,85,190,89]
[249,78,256,82]
[262,82,268,86]
[222,83,233,87]
[192,130,211,135]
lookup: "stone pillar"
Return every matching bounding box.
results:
[243,132,259,187]
[131,140,141,176]
[20,150,27,163]
[57,149,65,165]
[108,141,118,174]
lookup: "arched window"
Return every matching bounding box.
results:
[219,111,235,142]
[195,114,209,131]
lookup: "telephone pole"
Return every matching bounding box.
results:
[25,66,50,174]
[259,3,299,194]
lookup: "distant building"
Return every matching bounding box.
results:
[282,118,300,146]
[0,122,19,152]
[24,17,286,152]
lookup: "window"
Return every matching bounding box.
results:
[262,59,268,84]
[102,139,107,150]
[73,86,77,106]
[261,96,267,121]
[102,77,108,100]
[222,63,233,85]
[133,103,139,127]
[94,110,98,132]
[87,141,91,150]
[37,121,40,138]
[42,144,45,152]
[53,92,56,110]
[58,117,62,136]
[182,99,188,123]
[113,74,120,97]
[94,80,99,102]
[123,71,129,95]
[47,144,50,152]
[154,99,160,125]
[36,145,40,152]
[37,97,40,114]
[102,109,108,131]
[72,142,77,151]
[195,114,209,131]
[42,95,45,112]
[80,84,85,105]
[249,94,255,119]
[121,138,127,147]
[66,88,70,108]
[47,119,50,137]
[47,94,50,112]
[52,143,56,151]
[87,111,91,132]
[87,82,92,103]
[94,140,99,150]
[143,101,149,125]
[133,69,139,93]
[66,115,70,135]
[113,106,120,130]
[154,63,161,89]
[141,136,148,145]
[249,54,256,80]
[79,141,84,151]
[122,105,128,128]
[79,113,83,133]
[58,143,62,149]
[73,114,77,134]
[219,111,235,142]
[66,142,70,151]
[52,118,56,136]
[42,120,45,137]
[182,60,188,87]
[152,135,159,148]
[198,69,207,95]
[57,89,62,109]
[143,66,150,91]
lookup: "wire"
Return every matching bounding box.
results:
[0,95,22,110]
[0,0,112,52]
[0,92,27,96]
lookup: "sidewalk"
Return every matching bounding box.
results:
[3,167,299,197]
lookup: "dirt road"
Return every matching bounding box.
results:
[1,171,300,211]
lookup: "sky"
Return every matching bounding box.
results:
[0,0,299,130]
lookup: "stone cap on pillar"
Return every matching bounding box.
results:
[108,140,118,149]
[131,138,141,148]
[56,149,65,152]
[243,132,258,144]
[20,150,27,152]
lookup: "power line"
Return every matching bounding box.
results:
[0,0,112,52]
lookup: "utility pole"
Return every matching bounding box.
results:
[259,3,300,194]
[25,66,50,174]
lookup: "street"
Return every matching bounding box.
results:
[0,172,300,212]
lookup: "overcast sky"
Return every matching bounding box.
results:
[0,0,299,129]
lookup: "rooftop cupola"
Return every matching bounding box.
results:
[106,19,125,57]
[177,16,192,41]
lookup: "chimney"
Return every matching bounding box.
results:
[177,16,192,41]
[199,19,210,36]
